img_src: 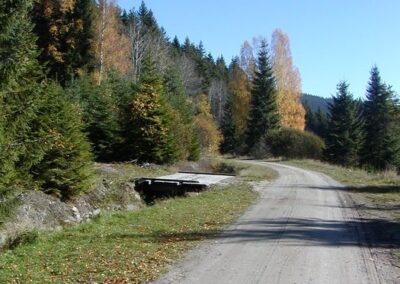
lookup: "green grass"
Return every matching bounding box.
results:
[89,163,174,207]
[0,183,257,283]
[215,159,279,182]
[236,163,279,181]
[286,159,400,204]
[0,195,20,228]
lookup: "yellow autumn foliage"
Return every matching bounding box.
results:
[194,95,222,155]
[93,0,132,83]
[271,29,306,130]
[229,64,251,142]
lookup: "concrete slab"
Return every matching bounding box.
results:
[157,173,233,186]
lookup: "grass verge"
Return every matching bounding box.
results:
[0,183,257,283]
[285,159,400,267]
[215,159,279,182]
[286,159,400,205]
[0,195,21,228]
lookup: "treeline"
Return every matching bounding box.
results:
[4,0,393,202]
[0,0,222,199]
[304,68,400,171]
[220,39,323,160]
[220,29,400,171]
[1,0,309,199]
[310,67,400,171]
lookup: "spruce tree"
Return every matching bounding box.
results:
[0,0,44,195]
[304,103,316,133]
[0,0,93,198]
[220,93,237,154]
[31,83,93,199]
[164,66,200,160]
[171,36,181,55]
[361,66,400,170]
[123,56,177,163]
[324,82,364,167]
[246,40,280,151]
[66,75,121,162]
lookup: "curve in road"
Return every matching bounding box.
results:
[154,162,384,284]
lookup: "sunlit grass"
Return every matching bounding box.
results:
[286,159,400,204]
[216,159,279,182]
[0,183,257,283]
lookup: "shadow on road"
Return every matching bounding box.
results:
[108,217,400,249]
[278,184,400,195]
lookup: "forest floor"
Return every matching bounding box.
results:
[0,160,276,283]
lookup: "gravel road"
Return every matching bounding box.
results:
[153,161,392,284]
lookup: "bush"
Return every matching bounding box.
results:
[250,139,271,159]
[268,128,325,160]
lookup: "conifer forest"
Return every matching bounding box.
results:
[1,0,399,201]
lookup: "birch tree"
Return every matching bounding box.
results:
[94,0,131,84]
[271,29,305,130]
[240,40,256,80]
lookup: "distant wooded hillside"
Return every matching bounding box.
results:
[301,93,332,113]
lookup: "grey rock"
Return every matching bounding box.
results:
[0,233,7,247]
[92,209,101,217]
[126,204,138,211]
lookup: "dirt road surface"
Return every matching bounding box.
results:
[154,161,397,284]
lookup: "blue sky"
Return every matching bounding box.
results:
[119,0,400,98]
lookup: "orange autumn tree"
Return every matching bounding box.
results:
[94,0,131,84]
[271,29,305,130]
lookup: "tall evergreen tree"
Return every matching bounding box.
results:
[220,93,237,154]
[0,0,44,195]
[137,1,158,32]
[122,56,177,163]
[164,66,200,160]
[31,83,93,199]
[305,104,329,139]
[361,66,400,170]
[324,82,364,167]
[66,75,121,162]
[304,103,315,132]
[0,0,93,198]
[314,108,329,139]
[171,36,182,56]
[246,40,280,151]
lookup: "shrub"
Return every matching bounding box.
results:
[250,139,271,159]
[268,128,325,160]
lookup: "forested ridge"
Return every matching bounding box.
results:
[1,0,399,202]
